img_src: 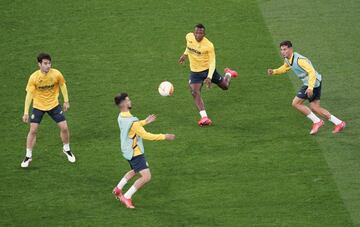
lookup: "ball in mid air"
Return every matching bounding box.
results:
[158,81,174,96]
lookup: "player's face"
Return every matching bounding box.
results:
[120,97,132,110]
[127,97,132,109]
[38,59,51,73]
[280,46,293,58]
[194,28,205,42]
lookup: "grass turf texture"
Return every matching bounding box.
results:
[0,0,359,226]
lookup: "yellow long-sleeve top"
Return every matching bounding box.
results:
[183,32,216,79]
[120,112,166,156]
[24,68,69,114]
[273,54,317,89]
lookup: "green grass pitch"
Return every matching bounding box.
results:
[0,0,359,226]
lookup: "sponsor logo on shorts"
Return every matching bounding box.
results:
[31,114,35,119]
[146,162,149,167]
[60,111,63,114]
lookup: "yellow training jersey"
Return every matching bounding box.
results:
[26,68,66,111]
[120,112,166,157]
[184,32,216,78]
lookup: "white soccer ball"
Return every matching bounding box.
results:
[158,81,174,96]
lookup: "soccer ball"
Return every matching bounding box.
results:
[158,81,174,96]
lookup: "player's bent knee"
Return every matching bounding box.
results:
[29,129,37,136]
[191,90,200,97]
[29,127,38,135]
[59,124,69,133]
[292,100,300,108]
[143,172,151,183]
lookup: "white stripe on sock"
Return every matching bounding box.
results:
[26,148,32,158]
[124,186,137,199]
[306,112,321,123]
[117,178,128,190]
[329,115,342,125]
[200,110,207,118]
[63,144,70,152]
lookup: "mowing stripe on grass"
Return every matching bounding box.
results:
[258,0,360,225]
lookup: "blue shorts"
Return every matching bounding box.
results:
[128,154,149,173]
[296,82,322,102]
[30,105,66,124]
[189,69,223,84]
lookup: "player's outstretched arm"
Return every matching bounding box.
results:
[133,122,166,141]
[268,63,290,76]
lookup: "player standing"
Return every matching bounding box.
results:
[178,24,238,126]
[113,93,175,209]
[268,41,346,134]
[21,53,75,168]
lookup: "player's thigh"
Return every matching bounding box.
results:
[309,85,322,103]
[189,70,207,87]
[310,99,320,107]
[189,83,202,95]
[30,108,45,124]
[48,105,66,124]
[128,154,149,173]
[292,96,306,106]
[139,168,151,181]
[211,70,225,87]
[296,85,309,101]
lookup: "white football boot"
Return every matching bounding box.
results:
[21,157,32,168]
[63,150,76,163]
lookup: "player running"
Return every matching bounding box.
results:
[178,24,238,126]
[113,93,175,209]
[21,53,75,168]
[268,41,346,135]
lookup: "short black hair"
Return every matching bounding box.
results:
[37,53,51,63]
[114,93,128,105]
[195,23,205,30]
[280,40,292,48]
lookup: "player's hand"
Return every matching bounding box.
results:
[165,134,176,141]
[306,88,313,98]
[204,77,212,88]
[145,114,157,124]
[267,69,274,76]
[178,54,187,64]
[63,102,70,112]
[22,114,29,123]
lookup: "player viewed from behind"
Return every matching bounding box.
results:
[113,93,175,209]
[21,53,75,168]
[268,41,346,135]
[179,24,238,126]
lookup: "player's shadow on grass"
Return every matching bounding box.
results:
[18,166,40,171]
